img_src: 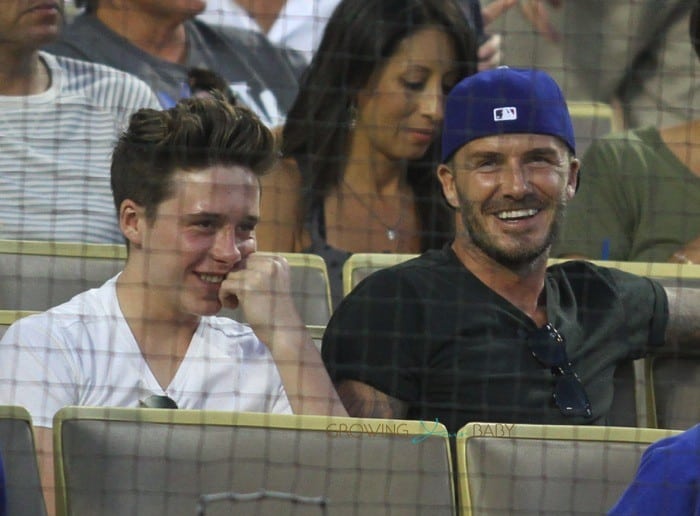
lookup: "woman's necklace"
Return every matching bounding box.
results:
[342,182,405,241]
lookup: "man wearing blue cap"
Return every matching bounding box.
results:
[322,67,700,435]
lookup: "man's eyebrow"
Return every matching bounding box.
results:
[523,147,561,157]
[463,151,502,161]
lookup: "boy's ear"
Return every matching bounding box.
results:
[437,164,460,209]
[119,199,146,248]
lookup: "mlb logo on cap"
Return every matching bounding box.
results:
[494,107,517,121]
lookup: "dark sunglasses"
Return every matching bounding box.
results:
[139,394,178,409]
[526,323,592,418]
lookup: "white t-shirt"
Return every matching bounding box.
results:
[0,52,159,243]
[0,276,291,428]
[199,0,339,63]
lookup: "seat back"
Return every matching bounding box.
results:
[306,325,325,352]
[646,355,700,430]
[0,311,37,341]
[221,253,333,326]
[0,406,47,516]
[54,407,455,516]
[0,241,332,326]
[566,101,617,156]
[342,253,417,297]
[0,240,125,311]
[456,423,680,516]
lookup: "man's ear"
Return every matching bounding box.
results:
[437,164,460,209]
[566,158,581,199]
[119,199,146,248]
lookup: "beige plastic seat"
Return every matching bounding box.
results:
[0,406,48,516]
[54,407,455,516]
[0,310,36,340]
[222,252,333,327]
[566,101,618,156]
[0,239,126,312]
[645,354,700,430]
[0,240,332,326]
[342,253,418,297]
[456,423,680,516]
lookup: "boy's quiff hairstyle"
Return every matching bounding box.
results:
[111,97,276,223]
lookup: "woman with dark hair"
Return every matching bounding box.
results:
[258,0,477,305]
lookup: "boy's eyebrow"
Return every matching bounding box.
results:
[181,212,225,223]
[180,212,261,225]
[239,214,260,225]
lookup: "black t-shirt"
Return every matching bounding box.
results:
[322,246,668,435]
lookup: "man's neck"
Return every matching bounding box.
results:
[95,6,189,64]
[0,48,50,96]
[451,238,549,325]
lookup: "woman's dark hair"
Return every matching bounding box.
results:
[691,0,700,60]
[281,0,478,250]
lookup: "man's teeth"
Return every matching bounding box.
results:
[496,209,539,220]
[199,274,224,283]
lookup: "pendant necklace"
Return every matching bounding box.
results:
[342,182,404,241]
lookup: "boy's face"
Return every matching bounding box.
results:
[132,164,260,320]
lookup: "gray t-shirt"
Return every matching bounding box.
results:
[47,15,303,126]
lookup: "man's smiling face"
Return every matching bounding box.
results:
[439,133,579,268]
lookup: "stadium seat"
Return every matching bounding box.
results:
[0,239,126,312]
[306,325,325,352]
[342,253,417,296]
[566,101,618,156]
[0,240,332,326]
[645,354,700,430]
[455,423,680,516]
[0,310,37,340]
[222,252,333,327]
[53,407,455,516]
[0,406,48,516]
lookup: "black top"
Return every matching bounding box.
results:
[323,246,669,435]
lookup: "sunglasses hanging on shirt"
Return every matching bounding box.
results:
[526,323,593,418]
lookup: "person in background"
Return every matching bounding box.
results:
[199,0,518,70]
[47,0,302,126]
[257,0,477,306]
[0,0,158,243]
[552,0,700,263]
[486,0,698,129]
[322,66,700,436]
[0,97,346,514]
[608,424,700,515]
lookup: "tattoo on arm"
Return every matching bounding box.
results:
[336,380,409,419]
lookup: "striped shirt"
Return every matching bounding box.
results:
[0,52,159,243]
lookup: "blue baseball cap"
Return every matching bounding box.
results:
[441,67,575,162]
